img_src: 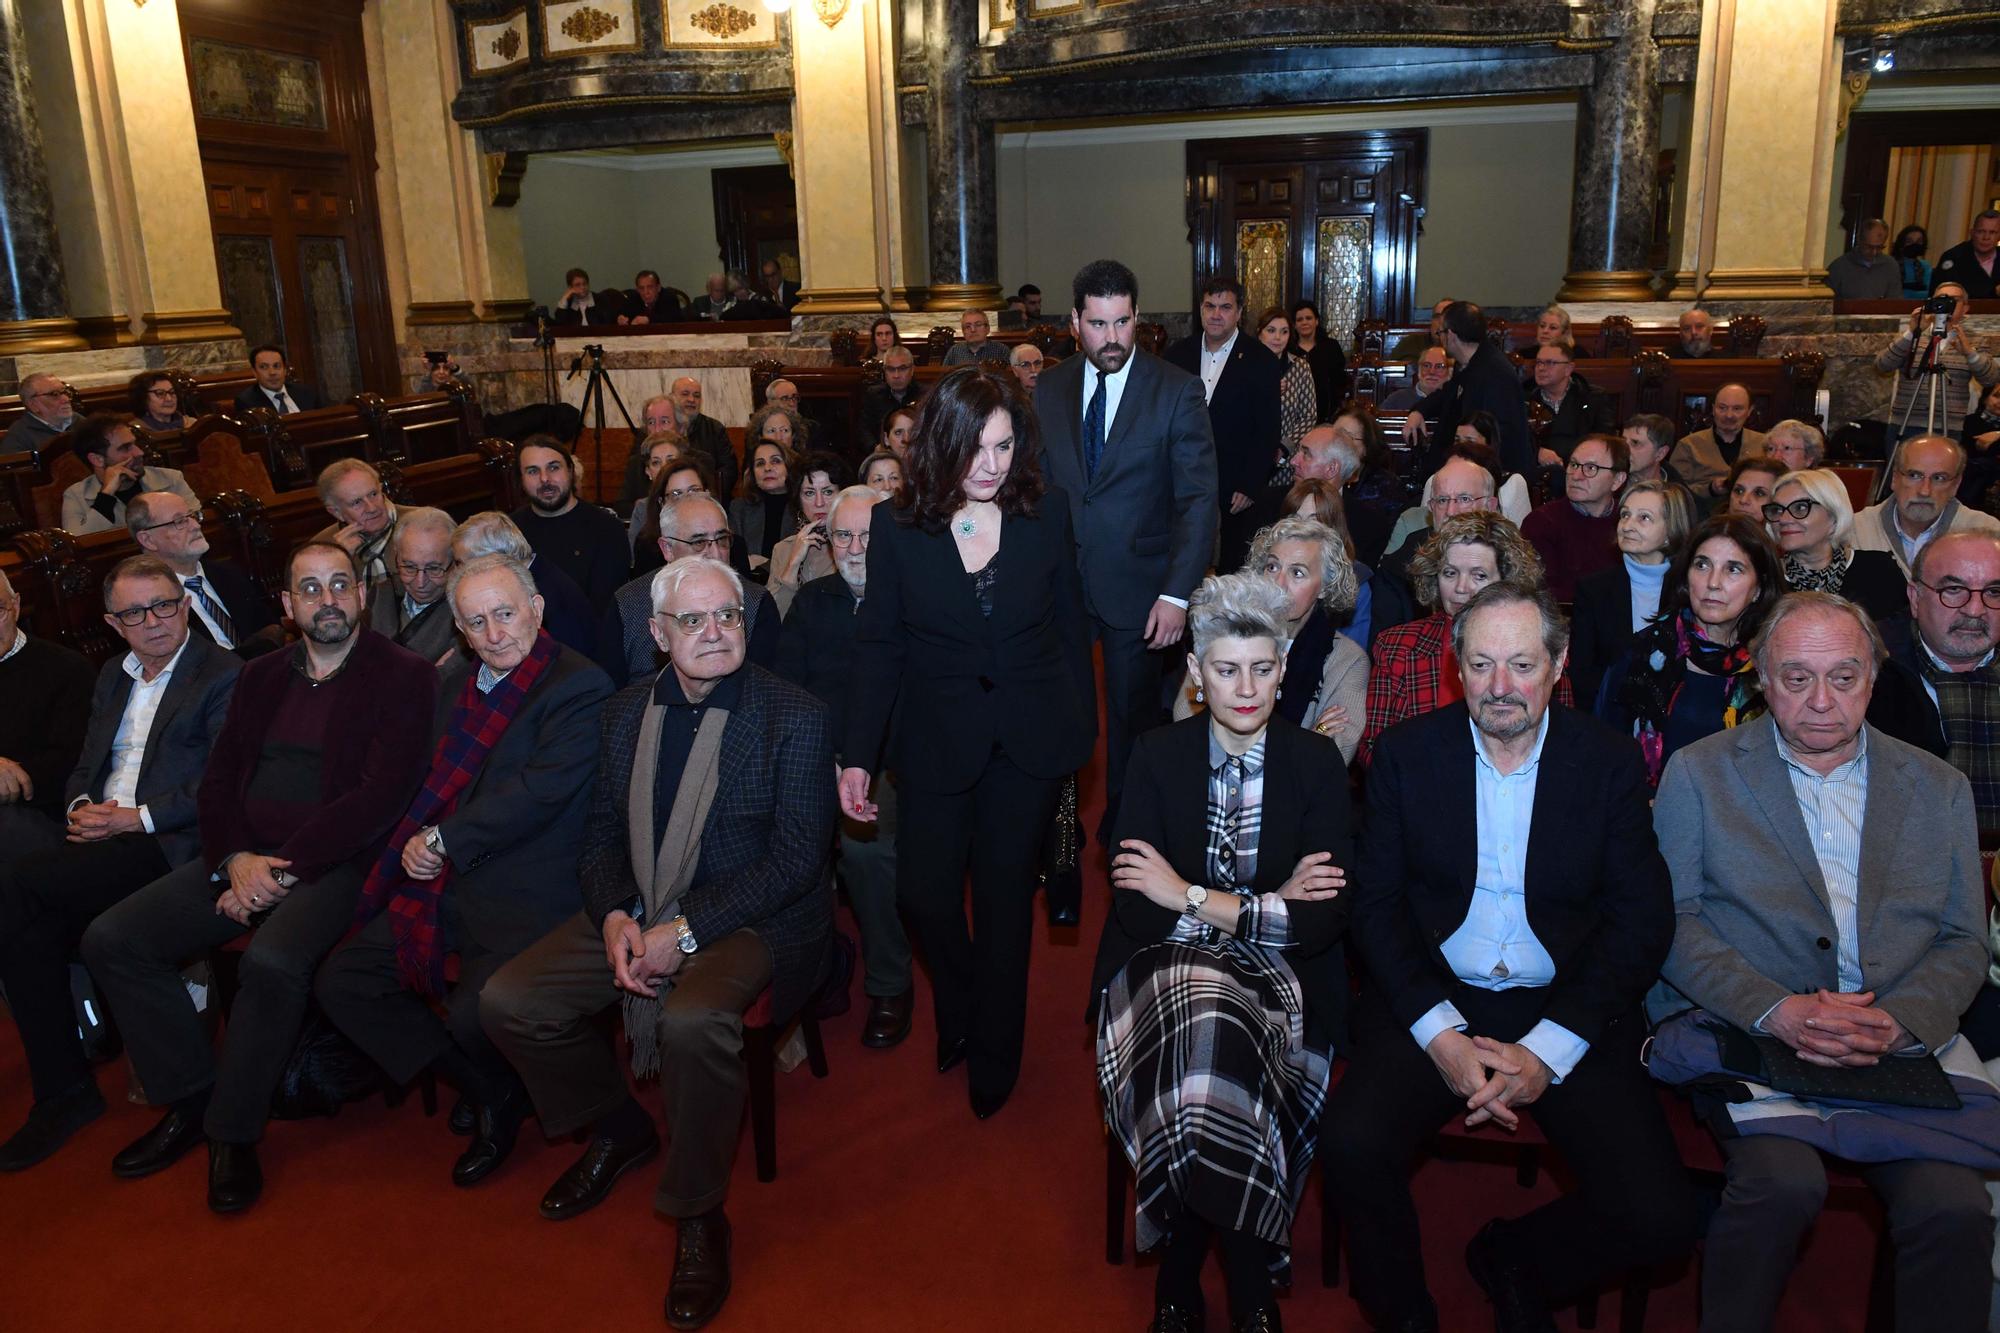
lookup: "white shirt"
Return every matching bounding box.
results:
[1080,352,1136,441]
[266,388,299,414]
[95,637,192,833]
[177,565,232,648]
[0,628,24,663]
[1198,330,1238,403]
[1774,727,1870,996]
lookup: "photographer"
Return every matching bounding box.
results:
[1874,282,1997,443]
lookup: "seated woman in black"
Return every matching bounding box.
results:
[1093,572,1353,1333]
[1765,467,1909,628]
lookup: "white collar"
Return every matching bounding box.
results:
[1084,351,1136,389]
[1921,637,1997,674]
[0,628,25,663]
[1202,330,1239,361]
[123,633,192,685]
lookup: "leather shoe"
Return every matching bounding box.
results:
[666,1208,732,1329]
[969,1082,1012,1120]
[206,1142,263,1214]
[538,1124,659,1221]
[1044,865,1082,926]
[447,1094,475,1136]
[0,1081,105,1172]
[1465,1221,1556,1333]
[1147,1301,1205,1332]
[936,1034,968,1074]
[861,991,913,1049]
[111,1106,206,1180]
[1231,1306,1282,1333]
[451,1088,525,1188]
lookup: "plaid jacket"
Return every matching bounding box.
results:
[579,664,836,1021]
[1361,611,1573,766]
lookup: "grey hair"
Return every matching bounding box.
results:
[315,457,380,505]
[829,484,884,520]
[447,553,538,610]
[124,489,186,537]
[1449,581,1571,666]
[650,555,743,616]
[101,555,181,610]
[1008,343,1041,366]
[1889,433,1965,481]
[748,402,805,448]
[1771,469,1854,546]
[451,511,533,563]
[1247,515,1358,614]
[1911,529,2000,585]
[391,506,456,552]
[1188,573,1294,660]
[1749,590,1885,683]
[1297,423,1358,480]
[1766,418,1825,466]
[657,490,727,544]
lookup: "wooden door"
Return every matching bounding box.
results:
[1189,130,1427,341]
[713,165,802,287]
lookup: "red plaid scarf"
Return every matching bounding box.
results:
[355,631,560,993]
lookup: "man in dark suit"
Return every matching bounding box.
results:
[1165,276,1282,571]
[367,506,462,664]
[598,493,777,685]
[1035,259,1218,835]
[126,491,280,657]
[1404,301,1535,478]
[0,556,240,1171]
[0,568,93,859]
[231,344,325,416]
[760,259,801,311]
[858,346,920,446]
[1322,583,1695,1332]
[483,556,834,1331]
[317,553,612,1189]
[620,269,684,325]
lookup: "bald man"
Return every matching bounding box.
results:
[3,373,76,453]
[1669,384,1767,496]
[618,376,736,506]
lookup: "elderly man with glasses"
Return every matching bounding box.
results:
[126,491,280,658]
[1520,433,1629,602]
[1852,434,2000,575]
[2,373,76,453]
[0,555,240,1172]
[367,506,462,665]
[596,492,777,686]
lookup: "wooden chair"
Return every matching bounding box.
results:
[741,984,829,1183]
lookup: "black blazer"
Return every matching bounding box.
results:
[1353,702,1673,1049]
[1035,349,1219,629]
[772,572,860,744]
[64,632,241,866]
[1416,341,1535,477]
[1568,562,1640,711]
[1163,332,1283,501]
[184,560,279,656]
[425,645,613,958]
[1809,548,1909,630]
[844,497,1097,793]
[621,291,685,324]
[231,381,325,414]
[1865,618,1953,759]
[1088,716,1354,1044]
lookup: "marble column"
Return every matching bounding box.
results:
[0,0,84,353]
[921,0,1002,312]
[1558,0,1663,303]
[788,0,892,313]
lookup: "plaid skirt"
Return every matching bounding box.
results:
[1097,938,1332,1269]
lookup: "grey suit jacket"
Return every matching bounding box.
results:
[1649,714,1987,1051]
[367,589,462,666]
[64,632,242,866]
[1034,349,1218,629]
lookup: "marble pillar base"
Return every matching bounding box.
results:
[0,317,86,355]
[1701,269,1835,302]
[793,286,887,314]
[1556,270,1660,303]
[74,314,139,349]
[923,281,1004,312]
[139,309,243,343]
[406,301,480,326]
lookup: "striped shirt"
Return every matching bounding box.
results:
[1776,726,1869,993]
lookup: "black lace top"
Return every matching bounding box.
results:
[970,552,999,618]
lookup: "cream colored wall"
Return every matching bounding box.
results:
[996,135,1191,309]
[1417,120,1575,308]
[517,157,725,307]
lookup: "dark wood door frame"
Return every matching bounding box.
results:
[712,165,800,287]
[1839,109,2000,250]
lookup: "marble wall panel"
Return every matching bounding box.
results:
[467,9,532,75]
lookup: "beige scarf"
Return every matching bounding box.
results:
[621,698,731,1076]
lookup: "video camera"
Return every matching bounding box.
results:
[1922,293,1959,316]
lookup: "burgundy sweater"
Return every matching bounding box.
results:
[1520,499,1620,603]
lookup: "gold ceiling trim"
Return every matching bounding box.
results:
[1834,9,2000,37]
[965,29,1574,85]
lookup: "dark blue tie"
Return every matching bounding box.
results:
[1083,374,1107,479]
[185,575,234,645]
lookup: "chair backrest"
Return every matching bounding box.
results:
[29,449,87,530]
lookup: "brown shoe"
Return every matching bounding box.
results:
[666,1208,732,1329]
[861,990,914,1049]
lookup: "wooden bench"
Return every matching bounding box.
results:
[1354,314,1767,361]
[0,368,260,435]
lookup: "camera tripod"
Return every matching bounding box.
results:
[569,343,636,501]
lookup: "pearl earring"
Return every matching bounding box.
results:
[1195,687,1204,703]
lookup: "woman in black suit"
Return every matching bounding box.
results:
[842,367,1098,1119]
[1093,573,1351,1333]
[1569,478,1700,708]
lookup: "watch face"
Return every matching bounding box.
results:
[1187,884,1207,906]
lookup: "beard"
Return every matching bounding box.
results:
[303,607,355,645]
[528,482,573,514]
[1473,693,1536,741]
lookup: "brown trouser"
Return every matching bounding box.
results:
[479,911,772,1217]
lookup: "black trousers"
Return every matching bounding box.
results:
[0,833,169,1101]
[897,754,1062,1098]
[1320,985,1696,1320]
[81,858,363,1144]
[313,902,514,1089]
[1093,617,1170,841]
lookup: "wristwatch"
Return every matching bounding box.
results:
[1182,883,1209,917]
[672,915,698,954]
[423,825,445,859]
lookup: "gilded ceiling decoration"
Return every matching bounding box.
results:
[560,5,622,43]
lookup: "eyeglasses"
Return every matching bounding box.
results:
[146,387,177,400]
[396,561,451,581]
[1917,581,2000,610]
[1428,493,1487,510]
[134,508,204,533]
[1761,498,1821,522]
[293,577,357,603]
[657,605,745,635]
[109,596,186,627]
[27,386,68,402]
[662,484,708,501]
[1564,460,1617,478]
[829,528,871,549]
[1897,468,1959,488]
[664,531,731,553]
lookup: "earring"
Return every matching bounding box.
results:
[1195,687,1204,703]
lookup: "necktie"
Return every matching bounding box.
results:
[1216,756,1243,887]
[185,576,234,646]
[1083,374,1107,479]
[271,390,293,415]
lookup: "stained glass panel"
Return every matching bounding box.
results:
[299,237,361,404]
[1234,220,1289,326]
[1316,217,1370,349]
[215,236,283,354]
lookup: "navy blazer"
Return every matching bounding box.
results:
[1354,702,1673,1050]
[1163,332,1284,502]
[844,496,1097,793]
[578,665,835,1022]
[231,380,326,415]
[1035,348,1219,629]
[64,632,241,867]
[1088,715,1354,1044]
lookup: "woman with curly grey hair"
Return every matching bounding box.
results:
[1093,571,1354,1333]
[1172,516,1370,762]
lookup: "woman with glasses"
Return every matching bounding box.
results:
[841,367,1096,1121]
[1597,513,1781,786]
[767,450,855,617]
[129,372,196,433]
[1764,468,1908,626]
[1569,478,1700,709]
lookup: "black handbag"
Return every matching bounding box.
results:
[268,1009,384,1120]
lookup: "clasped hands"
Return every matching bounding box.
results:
[1427,1028,1552,1132]
[1765,989,1908,1068]
[66,798,142,843]
[215,852,294,926]
[1110,840,1345,915]
[601,910,685,998]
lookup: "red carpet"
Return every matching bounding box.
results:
[0,771,1892,1331]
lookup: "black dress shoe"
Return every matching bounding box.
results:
[447,1094,475,1136]
[969,1082,1011,1120]
[861,991,914,1049]
[666,1208,732,1329]
[936,1034,968,1074]
[1465,1221,1556,1333]
[1044,865,1082,926]
[1147,1301,1205,1332]
[452,1089,525,1188]
[207,1142,263,1214]
[111,1106,206,1180]
[1230,1306,1282,1333]
[0,1081,106,1172]
[538,1124,660,1221]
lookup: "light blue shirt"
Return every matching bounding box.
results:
[1409,713,1589,1080]
[1775,726,1869,995]
[1624,554,1669,630]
